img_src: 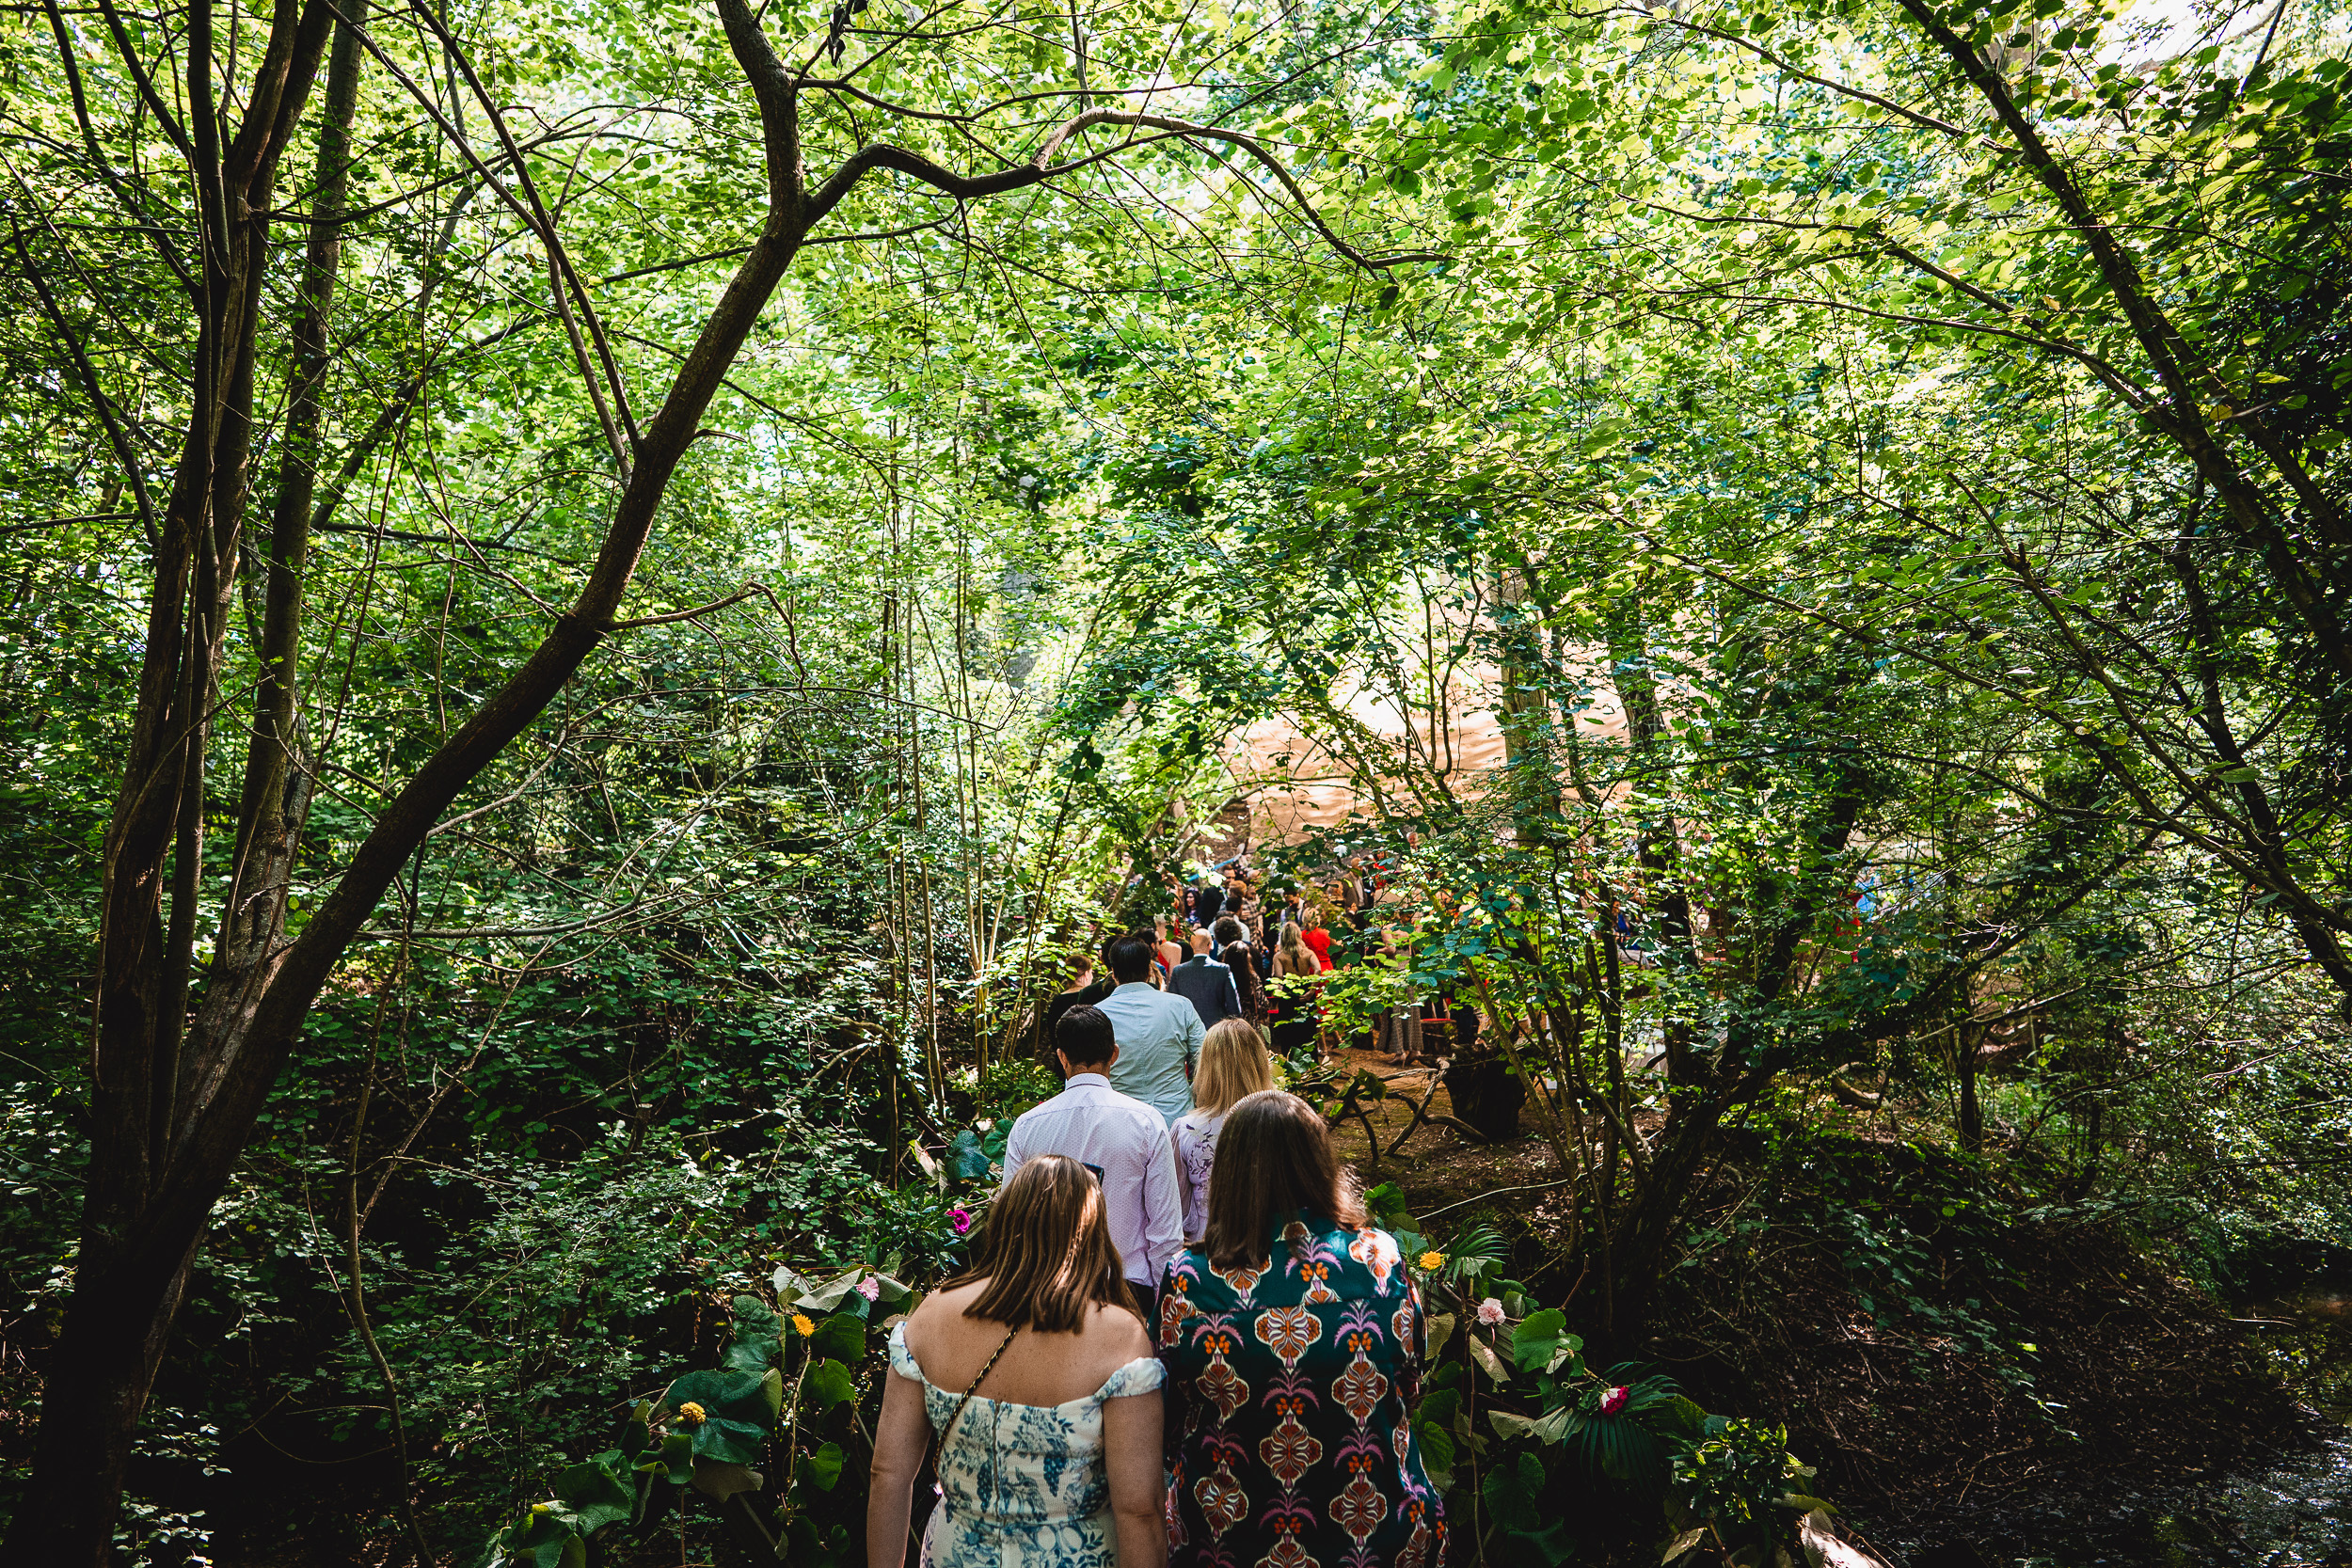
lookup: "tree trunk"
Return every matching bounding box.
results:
[1957,1021,1983,1156]
[15,4,1397,1552]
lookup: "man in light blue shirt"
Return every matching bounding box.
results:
[1093,932,1203,1123]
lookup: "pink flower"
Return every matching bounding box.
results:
[948,1207,973,1235]
[1599,1385,1630,1416]
[855,1276,881,1302]
[1476,1297,1505,1326]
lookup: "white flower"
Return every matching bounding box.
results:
[976,1118,994,1132]
[1476,1297,1506,1326]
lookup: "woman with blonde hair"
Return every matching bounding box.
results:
[1152,915,1186,980]
[1168,1019,1277,1241]
[1269,920,1322,1057]
[869,1155,1166,1568]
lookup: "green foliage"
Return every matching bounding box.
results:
[2,0,2346,1553]
[469,1277,896,1568]
[1395,1198,1826,1565]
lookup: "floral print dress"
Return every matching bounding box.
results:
[1159,1216,1447,1568]
[889,1323,1166,1568]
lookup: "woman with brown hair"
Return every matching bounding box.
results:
[1211,915,1267,1028]
[1169,1020,1278,1240]
[1158,1093,1447,1568]
[870,1156,1166,1568]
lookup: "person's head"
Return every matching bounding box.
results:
[1066,949,1094,985]
[1188,926,1213,956]
[1106,933,1155,984]
[1213,915,1247,949]
[1278,921,1309,960]
[946,1155,1138,1331]
[1202,1091,1366,1270]
[1194,1019,1276,1118]
[1056,1004,1118,1075]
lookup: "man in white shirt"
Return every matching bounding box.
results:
[1002,1004,1184,1321]
[1092,933,1204,1123]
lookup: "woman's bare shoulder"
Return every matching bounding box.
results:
[1089,1300,1155,1361]
[902,1280,984,1351]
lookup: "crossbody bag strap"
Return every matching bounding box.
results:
[935,1319,1020,1456]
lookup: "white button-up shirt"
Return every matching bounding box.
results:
[1002,1073,1184,1288]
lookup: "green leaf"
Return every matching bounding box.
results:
[803,1440,848,1492]
[725,1295,785,1375]
[1512,1308,1579,1372]
[803,1357,858,1410]
[639,1431,694,1485]
[691,1414,769,1465]
[667,1368,774,1429]
[486,1511,583,1568]
[1661,1526,1708,1564]
[691,1457,765,1497]
[552,1452,635,1532]
[948,1129,993,1179]
[617,1400,655,1457]
[1481,1449,1548,1530]
[1508,1514,1578,1566]
[812,1312,866,1364]
[1652,1394,1712,1440]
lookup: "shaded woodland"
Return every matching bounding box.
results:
[0,0,2347,1559]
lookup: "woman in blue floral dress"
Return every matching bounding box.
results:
[869,1155,1167,1568]
[1159,1092,1447,1568]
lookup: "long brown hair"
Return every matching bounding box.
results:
[1201,1090,1367,1271]
[946,1155,1140,1332]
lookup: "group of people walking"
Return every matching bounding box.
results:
[1042,856,1476,1077]
[866,927,1450,1568]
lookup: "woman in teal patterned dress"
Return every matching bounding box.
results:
[1159,1092,1447,1568]
[869,1155,1167,1568]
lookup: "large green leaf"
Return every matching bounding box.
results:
[948,1128,993,1179]
[667,1368,775,1428]
[1414,1418,1455,1476]
[1480,1450,1548,1531]
[803,1357,858,1411]
[551,1452,635,1533]
[725,1294,785,1375]
[482,1510,587,1568]
[811,1312,866,1364]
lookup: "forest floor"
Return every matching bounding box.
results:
[1312,1046,2348,1567]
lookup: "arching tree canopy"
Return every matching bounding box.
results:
[1,0,2345,1557]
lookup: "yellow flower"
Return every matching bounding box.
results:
[677,1401,707,1425]
[1418,1251,1445,1272]
[791,1313,818,1338]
